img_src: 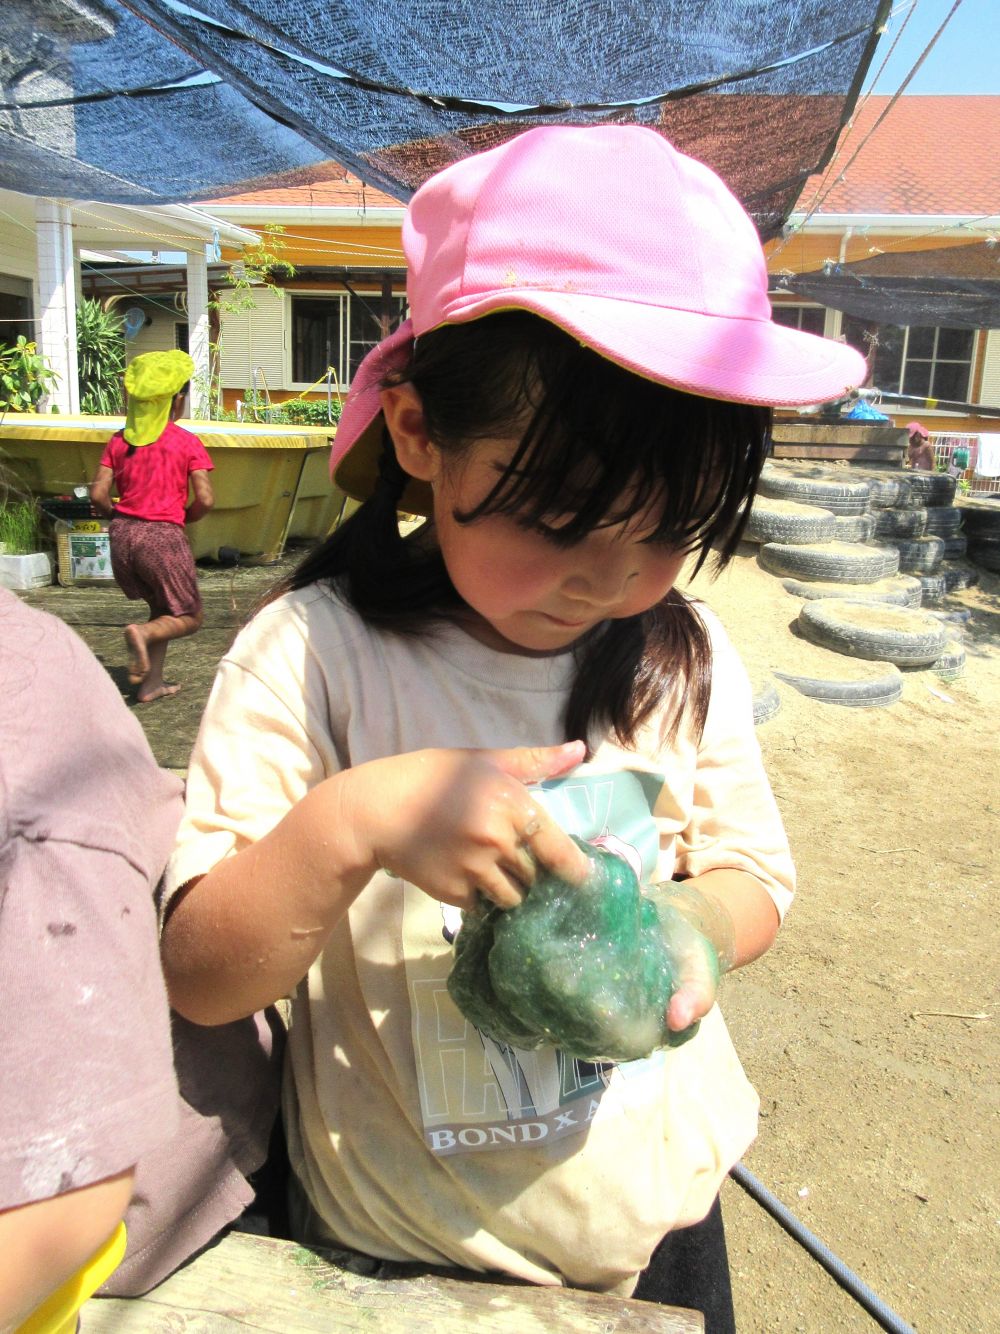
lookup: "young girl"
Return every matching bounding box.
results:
[161,126,864,1325]
[90,349,214,703]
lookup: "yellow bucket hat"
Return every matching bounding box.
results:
[123,350,195,446]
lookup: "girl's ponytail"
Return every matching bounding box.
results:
[566,593,711,752]
[264,431,456,623]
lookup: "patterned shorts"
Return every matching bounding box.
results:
[109,515,202,618]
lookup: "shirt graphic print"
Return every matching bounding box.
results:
[403,765,669,1156]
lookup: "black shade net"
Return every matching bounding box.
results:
[2,0,889,238]
[776,241,1000,331]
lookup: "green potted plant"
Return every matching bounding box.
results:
[0,337,59,411]
[77,298,125,415]
[0,496,52,589]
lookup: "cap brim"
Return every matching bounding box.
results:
[331,321,434,510]
[442,290,868,408]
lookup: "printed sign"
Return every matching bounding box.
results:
[68,531,113,579]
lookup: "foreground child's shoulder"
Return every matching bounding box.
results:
[226,583,374,674]
[690,599,741,662]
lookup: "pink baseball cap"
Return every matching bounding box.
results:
[332,125,866,504]
[906,421,929,439]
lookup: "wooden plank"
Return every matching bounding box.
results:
[770,422,907,447]
[771,443,906,462]
[83,1232,702,1333]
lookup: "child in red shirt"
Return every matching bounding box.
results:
[91,350,215,703]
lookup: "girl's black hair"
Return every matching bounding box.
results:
[273,313,770,750]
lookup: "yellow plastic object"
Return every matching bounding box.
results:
[0,415,345,561]
[123,350,195,446]
[17,1222,126,1333]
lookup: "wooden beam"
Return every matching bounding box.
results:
[771,444,906,462]
[770,423,907,447]
[84,1231,702,1332]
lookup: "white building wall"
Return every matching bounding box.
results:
[125,305,179,361]
[978,330,1000,408]
[217,284,286,396]
[187,248,211,418]
[0,220,39,282]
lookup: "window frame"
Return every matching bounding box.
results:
[768,299,829,337]
[841,316,976,402]
[286,288,407,392]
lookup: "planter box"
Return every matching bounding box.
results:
[0,551,52,590]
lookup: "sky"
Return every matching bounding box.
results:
[865,0,1000,93]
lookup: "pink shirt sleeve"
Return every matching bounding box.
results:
[99,433,122,470]
[188,437,214,473]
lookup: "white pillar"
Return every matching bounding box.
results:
[34,199,80,414]
[186,245,210,419]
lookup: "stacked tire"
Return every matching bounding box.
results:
[747,463,979,704]
[752,466,903,593]
[959,500,1000,573]
[754,463,980,604]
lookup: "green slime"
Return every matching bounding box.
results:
[447,838,704,1062]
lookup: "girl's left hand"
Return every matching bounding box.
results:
[649,880,737,1033]
[661,909,721,1031]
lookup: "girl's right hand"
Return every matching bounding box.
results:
[340,741,590,910]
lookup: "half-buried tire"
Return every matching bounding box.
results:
[756,470,872,515]
[940,561,979,592]
[958,505,1000,540]
[796,599,948,667]
[851,471,907,509]
[873,508,927,539]
[967,536,1000,573]
[922,505,964,536]
[773,666,902,708]
[759,541,899,583]
[903,472,957,506]
[884,535,945,573]
[931,641,966,682]
[917,572,948,604]
[833,512,876,543]
[752,682,782,725]
[780,573,922,606]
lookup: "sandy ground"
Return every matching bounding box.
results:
[24,536,999,1334]
[683,550,1000,1334]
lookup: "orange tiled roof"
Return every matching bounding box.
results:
[202,96,999,220]
[202,167,402,209]
[802,95,1000,217]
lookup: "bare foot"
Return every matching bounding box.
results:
[124,624,150,684]
[137,683,181,704]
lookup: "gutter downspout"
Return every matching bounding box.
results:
[823,227,854,341]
